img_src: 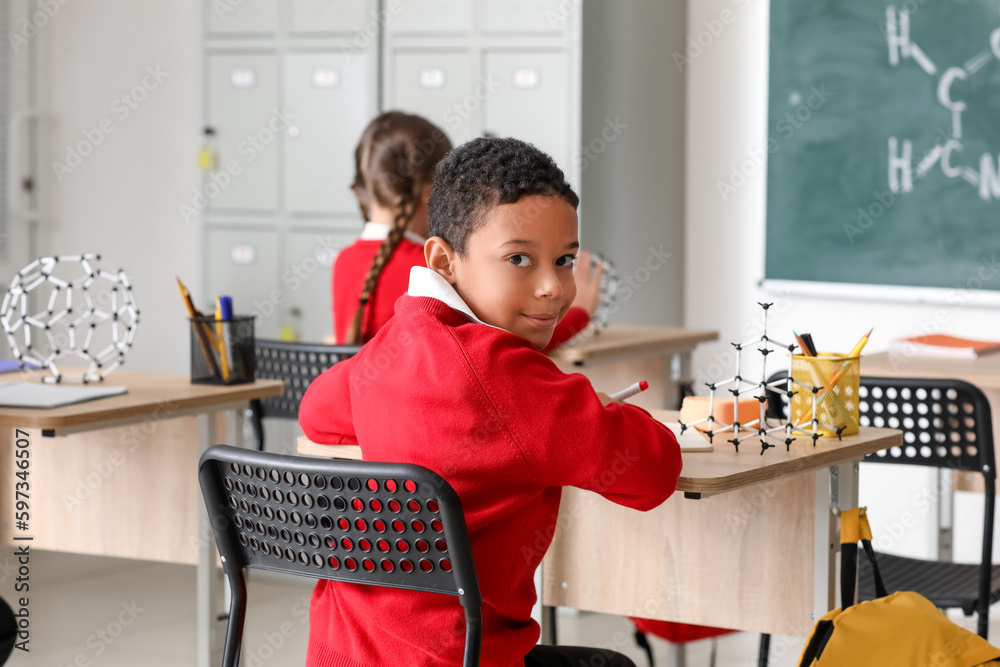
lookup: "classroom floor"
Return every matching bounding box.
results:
[6,549,996,666]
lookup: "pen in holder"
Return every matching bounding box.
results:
[190,315,256,385]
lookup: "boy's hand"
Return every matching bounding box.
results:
[571,250,604,316]
[596,391,622,407]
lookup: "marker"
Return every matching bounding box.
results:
[610,380,649,401]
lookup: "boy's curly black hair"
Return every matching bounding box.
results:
[427,137,579,256]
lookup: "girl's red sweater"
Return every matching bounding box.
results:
[300,294,682,667]
[331,238,590,350]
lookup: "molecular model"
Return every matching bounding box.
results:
[0,254,139,383]
[678,303,845,454]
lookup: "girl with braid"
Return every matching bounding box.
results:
[333,111,601,348]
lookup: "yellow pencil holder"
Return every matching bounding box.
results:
[790,352,861,437]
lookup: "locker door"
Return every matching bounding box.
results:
[205,228,282,340]
[285,229,356,342]
[483,52,570,174]
[389,51,474,145]
[207,54,280,211]
[483,0,568,34]
[207,0,279,34]
[388,0,472,34]
[289,0,368,34]
[284,52,371,215]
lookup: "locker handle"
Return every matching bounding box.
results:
[8,107,42,225]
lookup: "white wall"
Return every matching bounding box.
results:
[682,0,1000,558]
[30,0,202,374]
[581,0,686,327]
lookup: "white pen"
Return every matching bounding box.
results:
[610,380,649,401]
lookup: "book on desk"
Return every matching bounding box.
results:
[889,334,1000,360]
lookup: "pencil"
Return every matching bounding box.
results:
[177,277,220,376]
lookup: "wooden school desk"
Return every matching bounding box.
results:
[297,412,902,637]
[0,371,283,667]
[323,325,719,410]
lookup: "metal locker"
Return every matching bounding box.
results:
[387,0,472,34]
[482,0,568,34]
[288,0,368,34]
[284,51,371,214]
[284,229,356,342]
[207,0,279,34]
[205,228,282,340]
[388,50,474,145]
[206,53,281,212]
[483,52,571,175]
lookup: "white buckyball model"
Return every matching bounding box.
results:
[0,254,139,383]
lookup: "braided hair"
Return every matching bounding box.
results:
[345,112,452,344]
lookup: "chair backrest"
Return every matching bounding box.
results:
[199,445,482,667]
[765,372,995,475]
[253,340,360,420]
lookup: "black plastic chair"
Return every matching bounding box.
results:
[765,372,1000,638]
[248,340,360,450]
[199,445,482,667]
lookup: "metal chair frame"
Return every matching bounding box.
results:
[199,445,483,666]
[766,372,998,637]
[248,340,360,450]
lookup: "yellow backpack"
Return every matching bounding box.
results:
[798,508,1000,667]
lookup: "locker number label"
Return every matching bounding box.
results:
[230,68,257,89]
[419,68,447,89]
[312,68,340,89]
[230,244,256,265]
[512,68,541,89]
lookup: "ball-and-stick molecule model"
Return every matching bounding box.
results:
[0,254,139,383]
[678,302,840,454]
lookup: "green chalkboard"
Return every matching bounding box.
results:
[765,0,1000,291]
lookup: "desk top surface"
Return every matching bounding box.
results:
[863,351,1000,389]
[297,410,901,496]
[547,326,719,364]
[0,371,283,431]
[323,325,719,363]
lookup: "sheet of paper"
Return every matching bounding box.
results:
[662,420,714,453]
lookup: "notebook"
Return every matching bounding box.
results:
[888,334,1000,360]
[663,421,714,453]
[0,382,127,409]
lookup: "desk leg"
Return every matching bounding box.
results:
[813,461,860,620]
[197,411,226,667]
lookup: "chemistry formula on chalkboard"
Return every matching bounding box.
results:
[886,5,1000,201]
[765,0,1000,293]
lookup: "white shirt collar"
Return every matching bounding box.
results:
[406,266,504,331]
[360,222,427,246]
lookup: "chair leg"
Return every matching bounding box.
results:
[665,642,686,667]
[708,637,718,667]
[758,633,771,667]
[546,606,558,646]
[633,630,655,667]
